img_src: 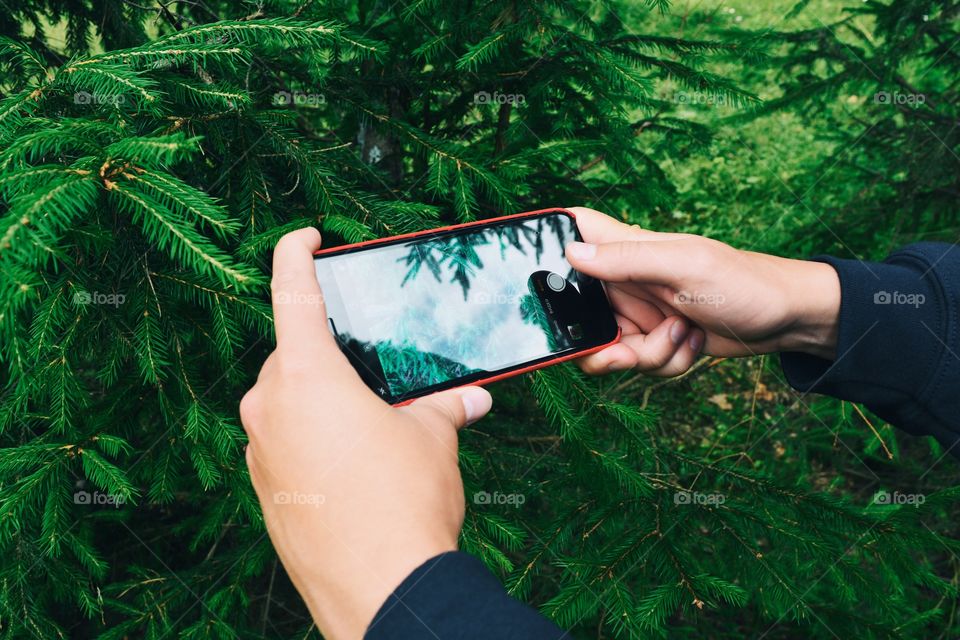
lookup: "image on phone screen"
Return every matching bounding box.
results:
[314,210,618,403]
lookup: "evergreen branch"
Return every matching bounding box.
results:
[133,288,169,385]
[154,18,384,60]
[0,121,111,170]
[0,166,90,200]
[532,367,588,441]
[0,37,47,80]
[109,134,204,167]
[69,45,247,69]
[126,170,241,239]
[166,79,250,108]
[456,32,509,71]
[60,63,160,104]
[0,88,45,138]
[320,213,376,243]
[79,449,137,502]
[0,174,99,258]
[109,181,260,287]
[151,271,272,336]
[609,34,767,60]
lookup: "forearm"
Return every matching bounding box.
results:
[294,534,458,639]
[776,258,842,360]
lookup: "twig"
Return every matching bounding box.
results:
[203,515,233,561]
[494,102,512,156]
[292,0,316,18]
[609,354,717,399]
[743,355,765,445]
[850,401,893,459]
[260,557,278,635]
[243,2,265,21]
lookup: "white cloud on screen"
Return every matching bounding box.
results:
[322,224,573,372]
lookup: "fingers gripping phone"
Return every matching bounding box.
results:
[313,208,620,404]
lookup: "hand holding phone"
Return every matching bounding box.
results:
[314,208,620,403]
[564,206,841,374]
[241,228,492,640]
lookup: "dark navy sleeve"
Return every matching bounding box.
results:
[364,551,566,639]
[780,242,960,453]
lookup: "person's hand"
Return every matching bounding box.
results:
[565,207,841,376]
[239,228,492,640]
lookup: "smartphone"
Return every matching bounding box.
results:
[313,208,620,404]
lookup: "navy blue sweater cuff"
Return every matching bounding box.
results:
[364,551,565,639]
[780,242,960,453]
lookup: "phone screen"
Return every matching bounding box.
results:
[313,210,618,403]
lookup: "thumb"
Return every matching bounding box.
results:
[403,386,493,432]
[566,239,694,287]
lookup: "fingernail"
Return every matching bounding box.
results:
[566,241,596,260]
[459,387,492,424]
[689,330,704,353]
[670,318,688,344]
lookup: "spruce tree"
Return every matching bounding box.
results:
[746,0,960,254]
[0,1,957,638]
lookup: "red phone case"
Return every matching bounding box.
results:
[313,207,622,405]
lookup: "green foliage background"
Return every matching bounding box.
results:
[0,0,958,638]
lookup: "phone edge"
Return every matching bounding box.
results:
[312,207,577,256]
[390,325,622,407]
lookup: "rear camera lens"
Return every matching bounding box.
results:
[546,272,566,292]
